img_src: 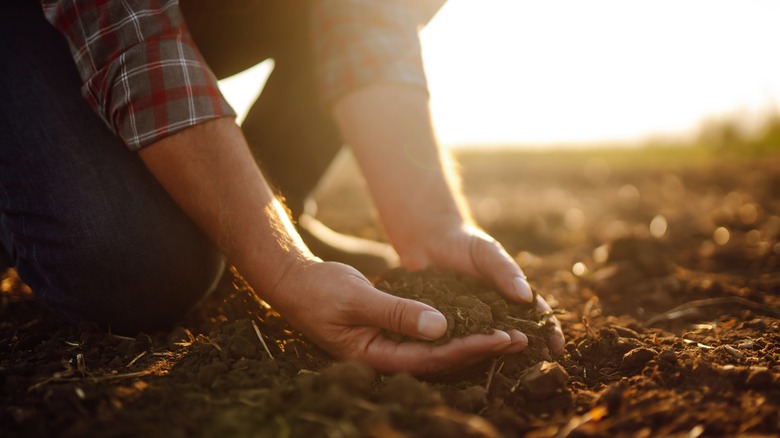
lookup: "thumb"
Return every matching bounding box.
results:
[356,289,448,341]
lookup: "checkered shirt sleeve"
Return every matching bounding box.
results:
[41,0,235,151]
[312,0,446,106]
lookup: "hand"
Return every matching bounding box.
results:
[330,85,564,358]
[395,222,566,356]
[263,258,527,375]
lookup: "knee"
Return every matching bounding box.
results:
[15,209,224,334]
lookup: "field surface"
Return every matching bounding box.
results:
[2,148,779,437]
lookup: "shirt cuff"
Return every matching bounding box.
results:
[82,35,235,151]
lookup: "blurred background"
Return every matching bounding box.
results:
[219,0,780,151]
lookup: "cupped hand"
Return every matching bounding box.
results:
[264,259,527,375]
[395,223,565,356]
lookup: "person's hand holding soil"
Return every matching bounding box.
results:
[140,117,519,375]
[334,84,565,358]
[141,85,564,375]
[264,259,519,374]
[391,222,565,357]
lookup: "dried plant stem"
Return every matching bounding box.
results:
[76,353,86,377]
[126,351,147,368]
[29,370,153,392]
[251,320,275,360]
[485,358,498,392]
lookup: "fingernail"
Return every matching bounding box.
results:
[506,330,529,353]
[512,276,533,302]
[490,331,513,352]
[509,330,528,346]
[551,332,565,356]
[417,311,447,340]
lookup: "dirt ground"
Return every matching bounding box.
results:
[2,148,779,437]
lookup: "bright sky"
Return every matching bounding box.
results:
[219,0,780,148]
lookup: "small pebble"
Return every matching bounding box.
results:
[515,361,570,400]
[620,347,657,372]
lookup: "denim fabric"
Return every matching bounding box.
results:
[0,2,224,333]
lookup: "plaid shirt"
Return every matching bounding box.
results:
[41,0,445,151]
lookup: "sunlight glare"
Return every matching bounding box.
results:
[421,0,780,147]
[216,2,780,149]
[217,60,274,126]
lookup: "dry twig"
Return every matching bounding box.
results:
[76,353,86,377]
[126,351,147,368]
[207,339,222,351]
[683,338,714,349]
[29,370,153,392]
[251,320,275,360]
[485,358,498,392]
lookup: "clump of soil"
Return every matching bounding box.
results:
[375,268,555,351]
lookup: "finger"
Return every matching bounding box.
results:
[505,329,529,354]
[536,295,565,356]
[362,330,513,375]
[348,285,448,341]
[549,328,565,356]
[469,235,533,303]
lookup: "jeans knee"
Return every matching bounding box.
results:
[16,210,224,334]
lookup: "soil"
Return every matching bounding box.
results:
[2,149,780,437]
[375,268,555,350]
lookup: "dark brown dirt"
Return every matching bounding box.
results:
[2,149,780,437]
[375,267,555,350]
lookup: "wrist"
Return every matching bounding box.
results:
[393,216,473,269]
[229,198,320,302]
[240,243,320,307]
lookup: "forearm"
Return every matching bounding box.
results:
[138,117,313,297]
[333,85,565,354]
[134,93,552,369]
[332,85,472,256]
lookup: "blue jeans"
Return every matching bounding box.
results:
[0,2,226,333]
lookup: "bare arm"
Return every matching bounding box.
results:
[333,84,565,355]
[138,117,518,373]
[138,118,309,294]
[333,85,468,265]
